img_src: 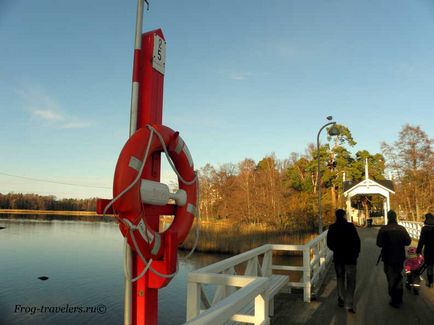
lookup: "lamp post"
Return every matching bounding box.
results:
[317,116,340,234]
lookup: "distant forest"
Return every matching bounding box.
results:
[197,124,433,229]
[0,193,96,211]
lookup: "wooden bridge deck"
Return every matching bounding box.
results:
[272,228,434,325]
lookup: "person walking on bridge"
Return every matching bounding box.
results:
[327,209,360,313]
[376,210,411,308]
[416,213,434,288]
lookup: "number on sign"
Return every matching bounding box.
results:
[152,34,166,75]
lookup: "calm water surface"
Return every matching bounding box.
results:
[0,219,228,325]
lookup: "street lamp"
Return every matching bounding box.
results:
[317,117,340,234]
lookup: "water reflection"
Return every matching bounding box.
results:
[0,219,227,325]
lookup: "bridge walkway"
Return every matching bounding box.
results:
[272,227,434,325]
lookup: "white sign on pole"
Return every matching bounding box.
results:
[152,34,166,75]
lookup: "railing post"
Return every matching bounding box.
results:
[186,282,200,321]
[303,246,311,302]
[313,245,319,278]
[321,236,327,266]
[254,293,269,325]
[261,249,273,277]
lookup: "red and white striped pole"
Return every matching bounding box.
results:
[125,1,145,324]
[129,0,145,136]
[96,2,168,324]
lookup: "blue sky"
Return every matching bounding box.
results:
[1,0,433,199]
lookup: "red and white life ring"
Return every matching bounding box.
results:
[112,124,197,260]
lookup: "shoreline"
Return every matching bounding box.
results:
[0,212,316,255]
[0,210,116,223]
[0,209,102,216]
[0,211,180,224]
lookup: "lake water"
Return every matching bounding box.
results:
[0,219,228,325]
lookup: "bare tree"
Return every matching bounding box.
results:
[382,124,433,220]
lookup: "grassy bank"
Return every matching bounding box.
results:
[0,211,316,254]
[0,209,99,216]
[179,221,316,254]
[0,209,115,222]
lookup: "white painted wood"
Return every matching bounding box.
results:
[184,278,268,325]
[312,246,319,272]
[212,283,227,306]
[305,231,327,247]
[310,254,319,269]
[267,276,289,295]
[345,179,395,196]
[211,268,242,306]
[231,314,256,323]
[254,293,269,325]
[245,256,260,276]
[270,244,305,251]
[200,286,211,309]
[266,274,288,316]
[193,245,271,274]
[185,231,333,323]
[186,282,201,321]
[188,273,258,287]
[271,265,304,271]
[269,298,274,317]
[399,221,423,240]
[261,251,272,277]
[224,267,237,299]
[287,282,305,288]
[344,175,394,225]
[303,246,311,302]
[383,200,388,225]
[386,195,390,225]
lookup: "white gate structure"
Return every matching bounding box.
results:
[343,159,395,226]
[184,231,332,325]
[399,221,424,240]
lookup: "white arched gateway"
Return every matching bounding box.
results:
[343,160,395,226]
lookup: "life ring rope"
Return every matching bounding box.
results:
[102,124,200,282]
[124,218,179,280]
[147,124,197,186]
[102,126,155,217]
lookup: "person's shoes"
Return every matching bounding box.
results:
[346,307,356,314]
[338,298,344,307]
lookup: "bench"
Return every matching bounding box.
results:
[228,274,288,324]
[266,275,288,317]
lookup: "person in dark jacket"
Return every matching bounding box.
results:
[376,210,411,308]
[327,209,361,313]
[416,213,434,288]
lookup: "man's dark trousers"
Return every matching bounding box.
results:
[384,263,404,304]
[335,263,357,308]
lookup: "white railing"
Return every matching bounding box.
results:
[185,231,332,325]
[399,221,424,240]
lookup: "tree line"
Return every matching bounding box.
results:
[198,124,432,230]
[382,124,433,221]
[0,124,431,229]
[0,193,96,211]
